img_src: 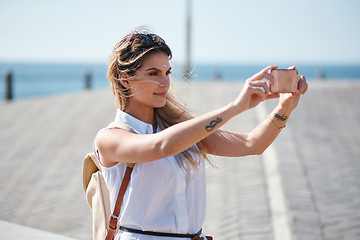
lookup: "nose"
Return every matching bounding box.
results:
[159,76,170,90]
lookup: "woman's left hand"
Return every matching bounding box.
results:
[278,66,308,111]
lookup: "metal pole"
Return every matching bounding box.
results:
[5,70,13,101]
[84,71,92,90]
[185,0,192,81]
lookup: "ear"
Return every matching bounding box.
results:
[119,71,131,88]
[120,79,131,89]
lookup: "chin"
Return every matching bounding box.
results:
[154,101,167,108]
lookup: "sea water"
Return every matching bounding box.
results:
[0,62,359,101]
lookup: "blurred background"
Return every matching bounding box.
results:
[0,0,359,101]
[1,1,360,240]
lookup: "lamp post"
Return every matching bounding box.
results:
[184,0,192,81]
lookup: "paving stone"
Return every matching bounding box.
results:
[1,81,359,240]
[269,81,360,240]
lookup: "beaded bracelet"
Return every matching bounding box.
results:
[268,115,286,130]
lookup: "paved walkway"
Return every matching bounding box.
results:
[271,81,360,240]
[0,80,359,240]
[0,220,77,240]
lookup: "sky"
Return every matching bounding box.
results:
[0,0,360,66]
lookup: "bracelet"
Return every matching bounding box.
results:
[268,115,286,130]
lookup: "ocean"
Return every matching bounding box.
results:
[0,62,359,101]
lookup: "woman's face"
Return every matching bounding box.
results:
[126,51,171,112]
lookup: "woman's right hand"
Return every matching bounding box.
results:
[233,65,279,113]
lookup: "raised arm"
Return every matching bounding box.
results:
[204,74,308,157]
[96,100,239,166]
[96,66,307,167]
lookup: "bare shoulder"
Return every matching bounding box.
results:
[95,128,134,167]
[95,126,167,165]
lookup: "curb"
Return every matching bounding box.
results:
[255,102,293,240]
[0,220,78,240]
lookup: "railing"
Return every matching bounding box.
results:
[1,70,108,102]
[2,64,360,102]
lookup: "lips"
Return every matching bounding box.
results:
[154,92,167,98]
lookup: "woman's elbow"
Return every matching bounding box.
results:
[247,141,266,156]
[155,139,178,159]
[253,147,266,155]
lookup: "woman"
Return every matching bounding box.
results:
[94,30,308,240]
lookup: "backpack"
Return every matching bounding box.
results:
[82,121,135,240]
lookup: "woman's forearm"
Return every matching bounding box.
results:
[247,105,292,155]
[155,101,241,157]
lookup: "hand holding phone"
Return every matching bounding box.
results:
[270,69,300,93]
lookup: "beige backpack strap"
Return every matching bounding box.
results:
[107,121,136,133]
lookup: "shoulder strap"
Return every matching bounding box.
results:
[104,121,136,240]
[107,121,136,133]
[83,121,135,193]
[105,166,133,240]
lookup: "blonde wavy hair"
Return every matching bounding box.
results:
[106,30,211,170]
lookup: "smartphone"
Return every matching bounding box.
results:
[270,69,299,93]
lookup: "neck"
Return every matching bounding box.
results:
[125,106,155,128]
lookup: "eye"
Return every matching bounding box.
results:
[166,70,172,76]
[149,71,158,76]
